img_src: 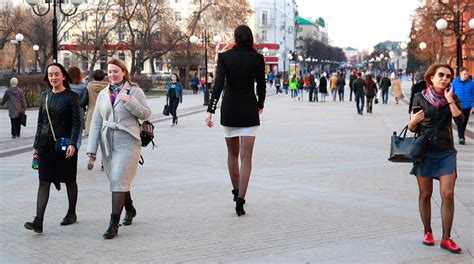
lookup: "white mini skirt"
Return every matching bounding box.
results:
[222,126,259,138]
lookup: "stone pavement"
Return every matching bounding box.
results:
[0,82,473,263]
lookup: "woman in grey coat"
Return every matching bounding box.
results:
[87,58,151,239]
[2,77,27,138]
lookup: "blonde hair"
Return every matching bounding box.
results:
[107,58,135,85]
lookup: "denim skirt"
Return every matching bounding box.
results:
[410,150,457,180]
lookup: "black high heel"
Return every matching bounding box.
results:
[231,189,239,202]
[103,214,120,239]
[123,201,137,226]
[235,198,246,217]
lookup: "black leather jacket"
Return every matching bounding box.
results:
[33,90,81,151]
[410,92,464,152]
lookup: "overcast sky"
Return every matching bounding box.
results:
[296,0,422,50]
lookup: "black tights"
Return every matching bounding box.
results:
[36,180,77,219]
[225,136,256,199]
[416,174,456,239]
[111,191,133,216]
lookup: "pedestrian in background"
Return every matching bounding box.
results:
[289,74,298,100]
[25,63,81,234]
[191,73,199,94]
[298,74,305,101]
[336,72,346,101]
[319,72,328,102]
[365,74,377,113]
[391,74,402,104]
[205,25,266,217]
[409,72,427,113]
[408,64,464,253]
[330,72,338,101]
[87,58,151,239]
[274,75,282,95]
[166,73,183,126]
[379,74,392,104]
[452,67,474,145]
[283,74,289,95]
[84,69,108,136]
[308,71,316,102]
[68,66,86,150]
[349,70,357,101]
[353,72,366,115]
[2,77,27,138]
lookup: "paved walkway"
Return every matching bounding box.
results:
[0,82,473,263]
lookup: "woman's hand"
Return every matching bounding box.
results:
[65,145,76,158]
[258,108,263,115]
[408,110,424,130]
[205,112,214,128]
[444,86,454,103]
[119,93,130,103]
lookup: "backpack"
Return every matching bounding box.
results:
[139,120,156,165]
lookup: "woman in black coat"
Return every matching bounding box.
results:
[205,25,266,216]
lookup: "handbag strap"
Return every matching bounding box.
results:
[400,125,409,138]
[45,93,57,142]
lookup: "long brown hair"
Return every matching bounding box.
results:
[424,64,454,86]
[44,63,72,90]
[107,58,135,85]
[68,66,82,84]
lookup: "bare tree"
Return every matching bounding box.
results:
[0,3,24,50]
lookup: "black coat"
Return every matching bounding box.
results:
[353,78,366,96]
[319,77,328,93]
[207,45,266,127]
[411,92,464,152]
[34,90,81,151]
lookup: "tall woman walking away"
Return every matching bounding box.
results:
[87,58,151,239]
[25,63,81,233]
[205,25,266,217]
[408,64,464,253]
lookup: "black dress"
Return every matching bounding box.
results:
[33,90,81,190]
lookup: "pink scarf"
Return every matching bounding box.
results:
[422,85,448,109]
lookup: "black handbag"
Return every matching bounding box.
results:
[162,104,170,116]
[388,125,428,163]
[19,112,27,126]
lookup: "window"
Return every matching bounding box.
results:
[63,53,70,69]
[174,12,182,22]
[261,30,267,41]
[63,32,69,42]
[261,10,268,25]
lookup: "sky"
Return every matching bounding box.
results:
[296,0,423,50]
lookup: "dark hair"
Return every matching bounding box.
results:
[424,64,454,86]
[93,69,106,81]
[234,25,254,47]
[44,63,72,90]
[357,72,362,77]
[68,66,82,84]
[459,67,468,73]
[171,73,180,82]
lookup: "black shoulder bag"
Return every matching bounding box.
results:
[388,125,428,163]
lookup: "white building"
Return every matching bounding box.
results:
[252,0,297,73]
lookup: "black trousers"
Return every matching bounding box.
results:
[309,87,314,101]
[457,108,471,139]
[169,97,180,124]
[10,117,21,137]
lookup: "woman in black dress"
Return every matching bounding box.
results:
[205,25,266,216]
[24,63,81,233]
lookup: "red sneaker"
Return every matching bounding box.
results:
[423,232,435,246]
[440,238,462,253]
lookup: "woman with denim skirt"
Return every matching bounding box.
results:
[408,64,464,253]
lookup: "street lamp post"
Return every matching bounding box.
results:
[15,33,24,74]
[190,32,221,106]
[26,0,83,63]
[33,45,40,73]
[436,0,474,76]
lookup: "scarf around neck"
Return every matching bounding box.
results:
[109,80,126,104]
[422,85,448,109]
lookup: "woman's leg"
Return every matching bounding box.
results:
[65,181,78,216]
[416,176,433,234]
[112,192,126,216]
[238,136,256,199]
[170,98,179,124]
[225,137,240,190]
[36,180,52,219]
[439,172,457,239]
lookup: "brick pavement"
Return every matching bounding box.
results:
[0,84,473,263]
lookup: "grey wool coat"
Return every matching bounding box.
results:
[87,82,151,192]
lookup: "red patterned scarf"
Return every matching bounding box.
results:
[422,85,448,109]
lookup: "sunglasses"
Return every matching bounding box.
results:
[436,72,452,79]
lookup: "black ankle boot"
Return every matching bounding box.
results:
[235,198,246,217]
[24,217,43,233]
[123,202,137,226]
[231,189,239,202]
[103,214,120,239]
[60,212,77,226]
